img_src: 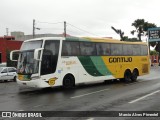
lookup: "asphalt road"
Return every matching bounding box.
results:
[0,67,160,120]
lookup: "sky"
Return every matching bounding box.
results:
[0,0,160,40]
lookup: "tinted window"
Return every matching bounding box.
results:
[96,43,110,55]
[62,41,80,56]
[80,42,96,56]
[133,45,141,55]
[123,44,133,55]
[141,45,148,55]
[111,44,122,56]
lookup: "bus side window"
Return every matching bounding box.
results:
[62,42,69,56]
[111,44,122,56]
[133,45,141,56]
[96,43,104,55]
[96,43,110,56]
[71,42,80,56]
[141,45,148,56]
[62,41,80,56]
[80,42,96,56]
[123,44,133,56]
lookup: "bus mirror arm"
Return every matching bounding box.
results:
[34,48,44,61]
[10,50,20,61]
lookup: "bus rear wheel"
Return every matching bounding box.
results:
[131,69,138,82]
[124,70,131,82]
[63,75,75,89]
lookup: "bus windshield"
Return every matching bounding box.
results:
[21,40,42,50]
[17,50,39,74]
[17,40,43,74]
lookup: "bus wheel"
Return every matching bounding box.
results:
[63,75,75,89]
[119,78,125,82]
[104,80,112,84]
[131,69,138,82]
[124,70,131,82]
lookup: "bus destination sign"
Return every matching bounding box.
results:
[148,27,160,42]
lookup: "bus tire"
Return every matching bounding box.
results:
[4,80,8,82]
[131,69,138,82]
[124,70,131,82]
[63,74,75,89]
[104,80,112,84]
[119,78,125,82]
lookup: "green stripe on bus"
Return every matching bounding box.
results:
[90,56,112,76]
[78,56,103,76]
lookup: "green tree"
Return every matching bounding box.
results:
[123,36,139,42]
[131,19,160,61]
[131,19,146,41]
[150,50,159,55]
[131,19,157,41]
[111,26,124,41]
[143,22,157,50]
[111,26,140,42]
[143,22,157,32]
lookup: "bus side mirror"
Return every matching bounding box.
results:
[10,50,20,61]
[34,48,44,61]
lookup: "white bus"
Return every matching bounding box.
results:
[10,37,150,88]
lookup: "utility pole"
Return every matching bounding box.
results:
[33,19,35,38]
[64,21,66,37]
[6,28,9,36]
